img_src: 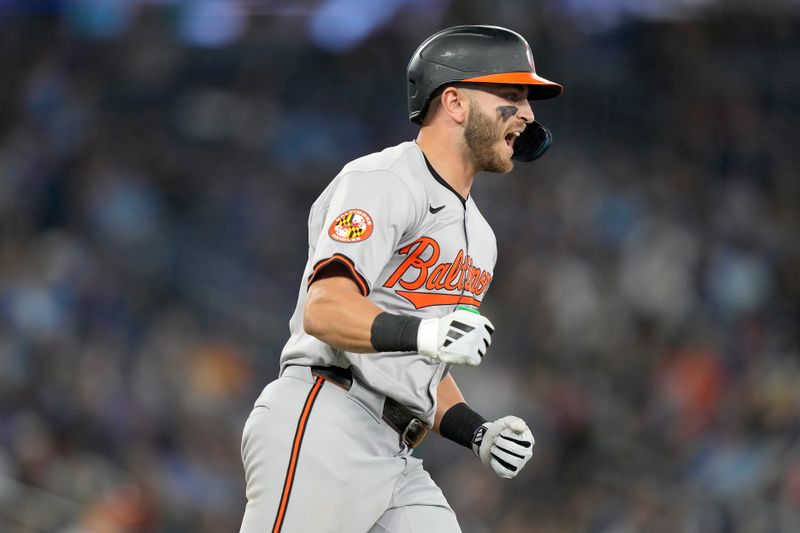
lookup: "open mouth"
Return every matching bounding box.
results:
[504,131,520,148]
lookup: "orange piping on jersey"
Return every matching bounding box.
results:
[308,254,369,296]
[272,377,324,533]
[396,291,483,310]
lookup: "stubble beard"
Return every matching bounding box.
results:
[464,100,514,174]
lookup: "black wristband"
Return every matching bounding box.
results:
[370,312,421,352]
[439,402,487,450]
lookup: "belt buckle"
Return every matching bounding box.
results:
[400,418,427,449]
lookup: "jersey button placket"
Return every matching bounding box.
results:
[460,205,470,307]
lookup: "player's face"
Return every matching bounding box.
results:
[463,85,533,174]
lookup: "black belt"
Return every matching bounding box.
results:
[310,365,428,449]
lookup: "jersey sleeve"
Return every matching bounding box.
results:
[308,170,419,296]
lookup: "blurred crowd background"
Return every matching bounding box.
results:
[1,0,799,532]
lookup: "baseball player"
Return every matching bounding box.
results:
[240,25,563,532]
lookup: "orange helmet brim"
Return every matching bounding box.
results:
[462,71,563,100]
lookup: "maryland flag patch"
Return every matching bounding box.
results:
[328,209,374,243]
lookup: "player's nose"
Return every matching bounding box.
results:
[517,99,534,124]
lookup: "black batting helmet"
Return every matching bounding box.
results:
[407,25,563,162]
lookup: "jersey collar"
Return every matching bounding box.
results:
[421,152,468,206]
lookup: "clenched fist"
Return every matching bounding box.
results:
[472,416,534,479]
[416,309,494,366]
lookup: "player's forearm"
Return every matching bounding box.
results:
[304,276,383,353]
[305,268,493,361]
[433,373,466,433]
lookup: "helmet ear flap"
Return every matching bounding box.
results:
[511,121,552,162]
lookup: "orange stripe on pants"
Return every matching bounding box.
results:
[272,377,324,533]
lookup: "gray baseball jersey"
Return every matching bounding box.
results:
[280,140,497,426]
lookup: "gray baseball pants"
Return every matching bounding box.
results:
[239,365,461,533]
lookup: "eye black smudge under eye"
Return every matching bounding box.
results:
[497,105,518,121]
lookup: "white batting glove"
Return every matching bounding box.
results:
[416,309,494,366]
[471,416,534,479]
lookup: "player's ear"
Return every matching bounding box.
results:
[439,86,469,125]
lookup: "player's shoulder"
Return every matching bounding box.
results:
[339,141,424,187]
[310,142,425,215]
